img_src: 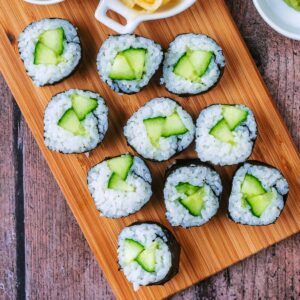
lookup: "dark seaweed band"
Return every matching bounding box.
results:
[44,89,108,154]
[127,221,180,285]
[124,98,195,162]
[18,18,82,87]
[227,160,289,226]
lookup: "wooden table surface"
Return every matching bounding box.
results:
[0,1,299,299]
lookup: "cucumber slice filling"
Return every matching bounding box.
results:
[57,108,86,136]
[143,117,165,149]
[176,183,206,216]
[222,105,248,130]
[109,48,147,80]
[124,239,160,273]
[70,94,98,121]
[34,42,63,65]
[241,174,266,198]
[39,27,64,55]
[123,48,147,79]
[162,111,189,137]
[209,119,235,144]
[209,106,249,144]
[34,28,65,65]
[107,155,135,192]
[107,155,134,180]
[241,174,275,217]
[124,239,144,265]
[179,187,206,217]
[173,48,213,81]
[135,241,159,273]
[143,111,188,148]
[109,53,136,80]
[107,173,135,192]
[57,93,99,136]
[246,192,275,217]
[176,182,200,196]
[173,55,199,82]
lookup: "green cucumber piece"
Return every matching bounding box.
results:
[222,105,248,130]
[124,239,144,265]
[209,119,235,144]
[173,55,199,82]
[246,192,275,217]
[143,111,188,148]
[34,42,63,65]
[176,182,200,196]
[39,27,64,55]
[187,49,213,77]
[107,155,134,180]
[135,241,159,273]
[107,173,135,192]
[179,186,206,216]
[109,53,136,80]
[123,48,147,80]
[70,94,98,121]
[57,108,86,136]
[241,174,266,198]
[143,117,165,148]
[162,111,188,137]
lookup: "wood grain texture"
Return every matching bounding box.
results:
[0,0,299,299]
[0,76,18,300]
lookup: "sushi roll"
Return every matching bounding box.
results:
[18,18,81,86]
[164,160,222,228]
[124,98,195,161]
[118,222,180,290]
[195,104,257,166]
[44,89,108,153]
[97,34,163,94]
[228,161,289,225]
[87,154,152,218]
[160,34,225,96]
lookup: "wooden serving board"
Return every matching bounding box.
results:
[0,0,300,298]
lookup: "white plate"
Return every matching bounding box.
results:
[95,0,196,34]
[253,0,300,40]
[24,0,64,5]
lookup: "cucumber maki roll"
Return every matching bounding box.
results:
[164,160,222,228]
[18,18,81,86]
[161,34,225,96]
[228,161,289,225]
[195,104,257,166]
[97,35,163,94]
[124,98,195,161]
[118,222,180,291]
[44,89,108,153]
[87,154,152,218]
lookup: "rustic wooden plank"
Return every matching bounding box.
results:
[22,120,114,299]
[0,75,18,300]
[0,0,299,299]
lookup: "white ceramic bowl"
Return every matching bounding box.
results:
[253,0,300,40]
[24,0,64,4]
[95,0,196,34]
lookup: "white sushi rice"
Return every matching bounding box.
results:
[161,34,225,95]
[97,34,163,93]
[124,98,195,161]
[44,89,108,153]
[18,18,81,86]
[87,156,152,218]
[118,223,172,291]
[195,104,257,166]
[164,163,222,228]
[228,162,289,225]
